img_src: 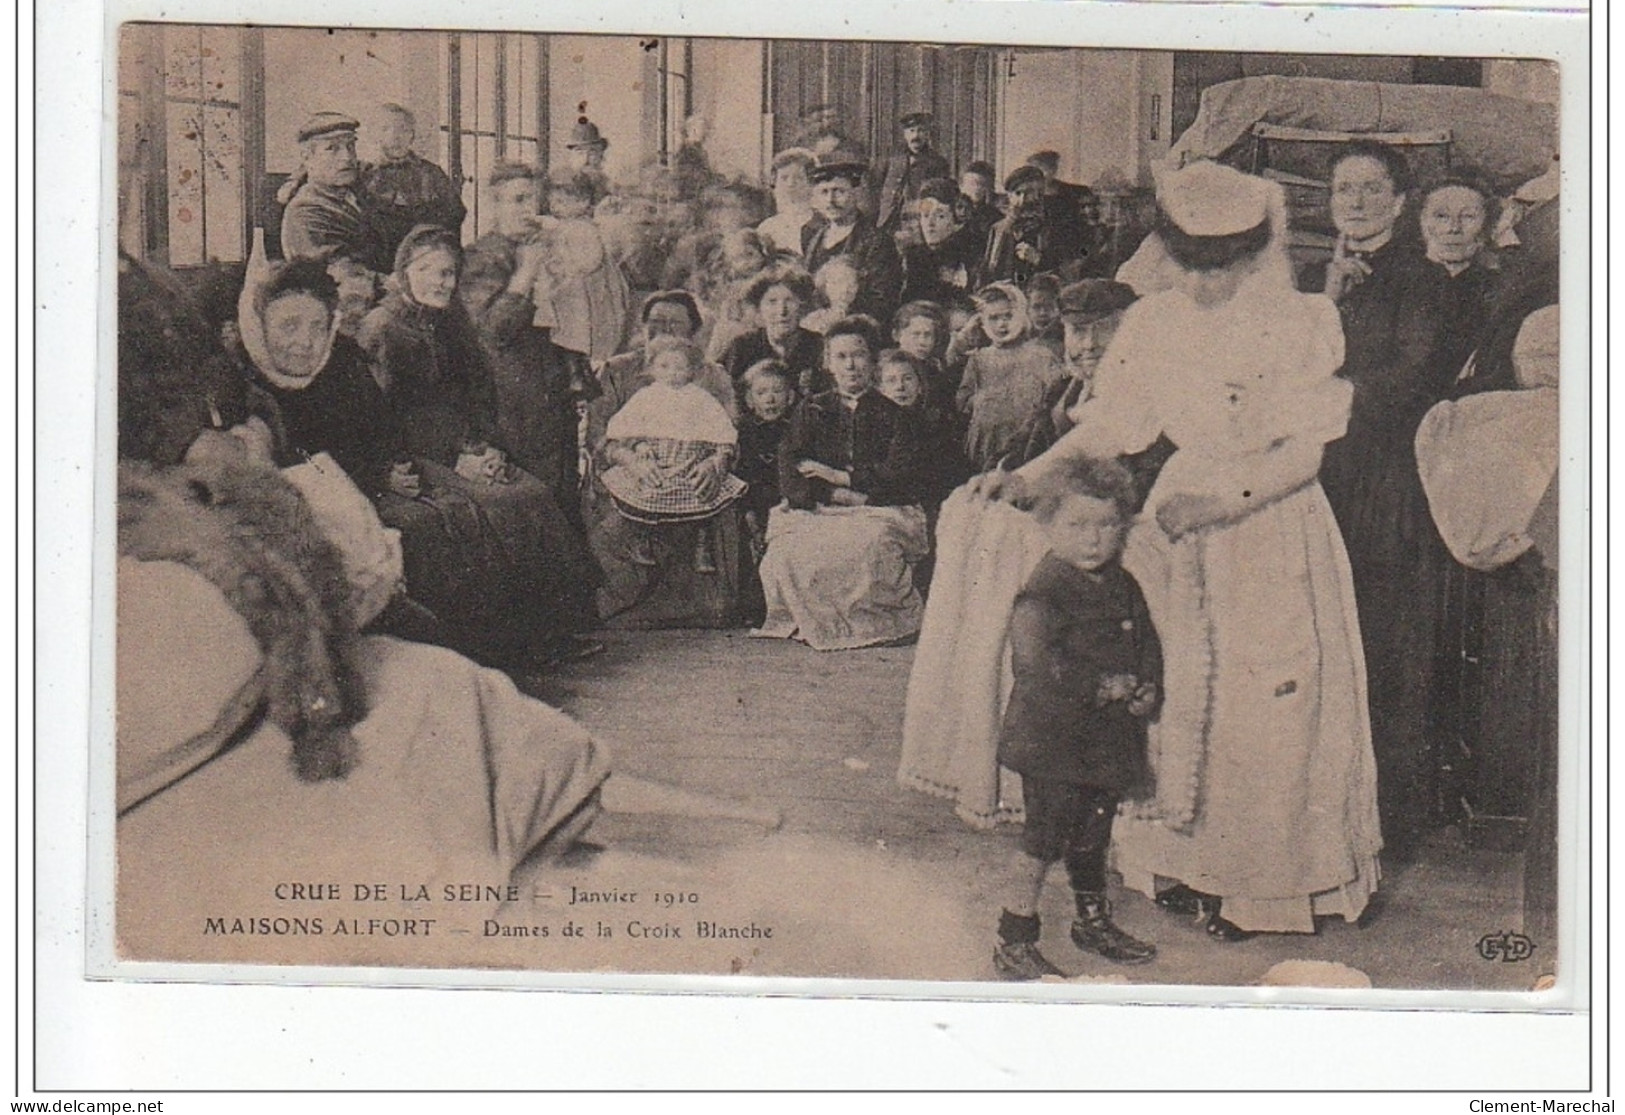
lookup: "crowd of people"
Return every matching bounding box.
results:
[118,97,1560,979]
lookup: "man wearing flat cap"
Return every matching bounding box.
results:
[1021,279,1170,499]
[279,112,393,277]
[983,164,1090,286]
[801,152,904,324]
[875,111,951,235]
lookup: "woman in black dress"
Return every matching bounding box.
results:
[721,263,825,399]
[1306,142,1461,861]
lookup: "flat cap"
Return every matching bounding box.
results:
[298,112,359,143]
[1004,164,1046,193]
[899,111,934,128]
[1057,279,1138,321]
[809,151,868,186]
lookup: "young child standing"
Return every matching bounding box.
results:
[733,358,799,561]
[955,282,1064,472]
[993,457,1161,980]
[532,172,632,369]
[1024,272,1065,362]
[600,336,746,572]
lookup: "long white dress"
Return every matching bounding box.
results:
[1024,271,1382,933]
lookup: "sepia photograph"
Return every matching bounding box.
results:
[100,13,1577,1009]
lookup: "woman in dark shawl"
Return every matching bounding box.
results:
[350,226,604,669]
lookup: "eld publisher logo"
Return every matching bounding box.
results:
[1476,930,1536,962]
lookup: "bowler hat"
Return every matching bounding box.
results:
[1056,279,1138,321]
[297,111,359,143]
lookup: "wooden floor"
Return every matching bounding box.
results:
[515,629,1536,991]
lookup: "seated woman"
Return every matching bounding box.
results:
[721,263,825,400]
[586,291,744,628]
[355,224,603,669]
[754,316,931,650]
[599,336,747,573]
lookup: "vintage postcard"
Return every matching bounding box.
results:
[90,1,1587,1025]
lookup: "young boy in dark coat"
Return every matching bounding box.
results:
[993,456,1162,980]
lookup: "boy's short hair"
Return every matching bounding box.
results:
[379,102,416,128]
[1024,272,1062,301]
[876,347,924,377]
[963,160,997,183]
[892,300,946,335]
[1028,457,1138,524]
[644,334,706,373]
[741,358,796,392]
[824,314,883,355]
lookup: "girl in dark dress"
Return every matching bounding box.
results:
[1306,142,1460,861]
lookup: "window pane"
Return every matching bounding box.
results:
[165,102,205,266]
[473,33,499,137]
[517,36,540,140]
[163,25,202,101]
[506,35,525,140]
[203,106,244,261]
[470,133,498,235]
[199,25,240,105]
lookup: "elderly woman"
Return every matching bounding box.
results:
[1305,142,1463,862]
[356,224,602,669]
[1418,175,1500,392]
[754,316,930,651]
[721,263,826,399]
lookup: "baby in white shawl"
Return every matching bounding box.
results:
[600,335,746,572]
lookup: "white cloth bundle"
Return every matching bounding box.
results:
[281,452,404,627]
